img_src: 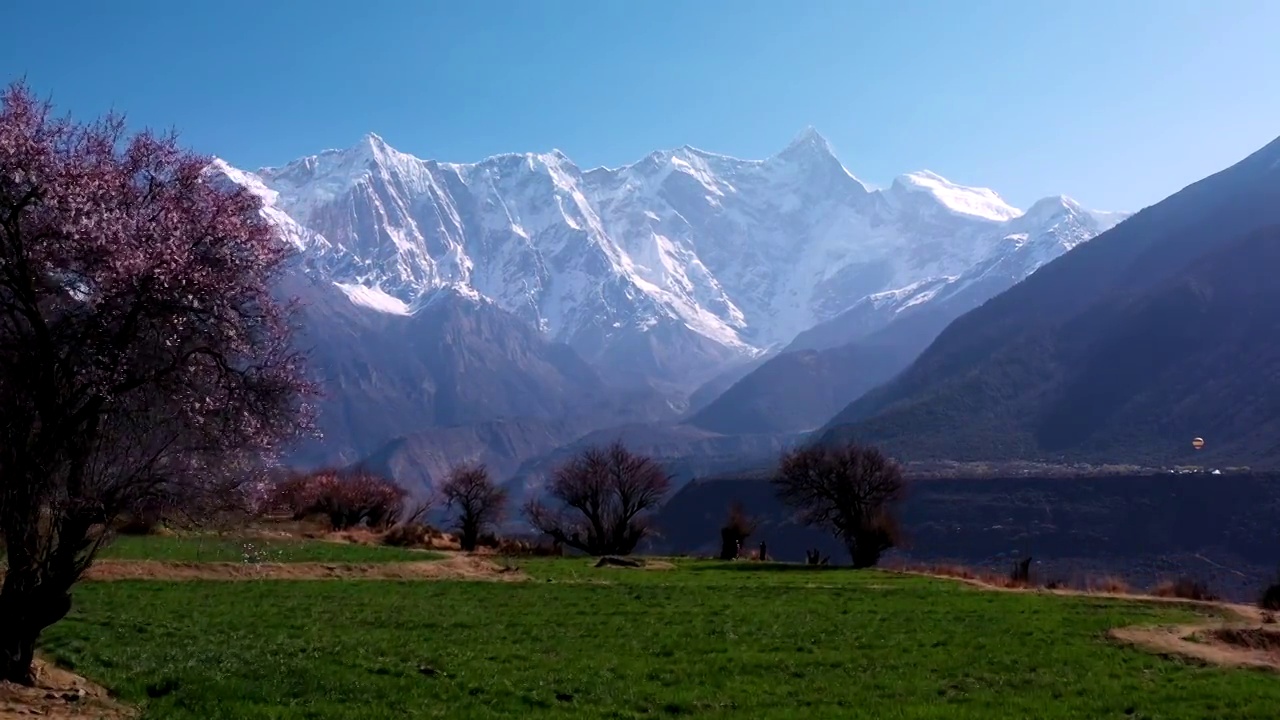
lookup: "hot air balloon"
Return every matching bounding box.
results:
[1191,437,1205,450]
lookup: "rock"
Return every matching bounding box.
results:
[594,557,643,568]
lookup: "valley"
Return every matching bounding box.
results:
[655,470,1280,602]
[6,13,1280,713]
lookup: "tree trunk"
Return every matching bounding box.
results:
[459,520,478,552]
[0,581,72,685]
[847,537,883,569]
[718,528,741,561]
[0,625,38,686]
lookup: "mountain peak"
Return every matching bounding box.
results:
[889,171,1021,223]
[350,132,397,160]
[1025,194,1083,217]
[1017,195,1137,235]
[778,126,834,159]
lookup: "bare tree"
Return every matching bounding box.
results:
[440,464,507,551]
[400,495,434,526]
[718,501,758,560]
[0,84,314,683]
[773,441,906,568]
[523,441,671,556]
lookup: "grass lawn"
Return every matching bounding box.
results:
[39,558,1280,719]
[99,534,442,564]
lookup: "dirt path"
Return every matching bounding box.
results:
[0,660,134,719]
[83,554,526,582]
[1108,621,1280,672]
[901,569,1280,672]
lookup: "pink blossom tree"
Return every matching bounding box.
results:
[0,83,315,683]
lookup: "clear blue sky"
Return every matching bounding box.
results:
[4,0,1278,211]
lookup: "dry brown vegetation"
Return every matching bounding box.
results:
[896,562,1232,604]
[1152,577,1220,602]
[266,469,410,530]
[1086,576,1132,595]
[81,555,525,582]
[903,563,1032,589]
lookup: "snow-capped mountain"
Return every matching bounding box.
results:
[788,195,1131,351]
[687,196,1132,437]
[215,129,1123,390]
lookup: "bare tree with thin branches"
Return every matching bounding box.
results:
[773,441,906,568]
[523,441,671,556]
[440,464,507,551]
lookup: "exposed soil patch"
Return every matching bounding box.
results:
[899,568,1257,614]
[233,519,464,551]
[0,659,135,719]
[1110,622,1280,672]
[83,555,526,582]
[910,567,1280,672]
[592,557,674,570]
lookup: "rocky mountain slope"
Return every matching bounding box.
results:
[821,135,1280,468]
[282,273,670,468]
[685,341,916,435]
[211,130,1127,486]
[217,130,1118,393]
[688,196,1127,435]
[788,196,1127,352]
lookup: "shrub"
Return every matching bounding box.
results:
[1009,557,1032,586]
[1087,576,1131,594]
[271,469,406,530]
[115,511,163,536]
[1153,577,1218,602]
[923,564,978,581]
[528,537,565,557]
[383,523,431,548]
[270,471,338,519]
[1260,583,1280,611]
[718,502,758,560]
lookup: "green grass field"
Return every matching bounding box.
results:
[38,546,1280,719]
[99,534,441,563]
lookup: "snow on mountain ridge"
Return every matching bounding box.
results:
[889,171,1022,222]
[218,130,1123,388]
[784,194,1134,355]
[207,157,331,254]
